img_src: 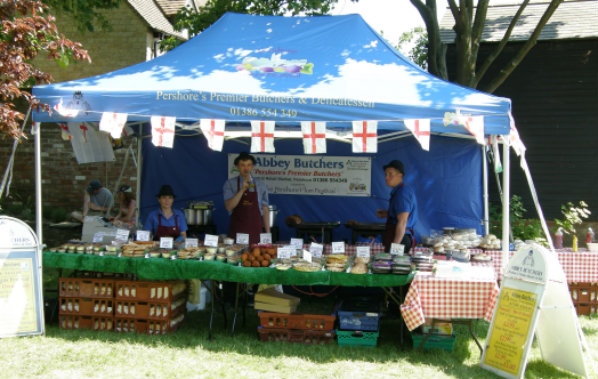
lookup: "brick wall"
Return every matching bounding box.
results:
[0,3,149,215]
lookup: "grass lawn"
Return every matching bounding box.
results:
[1,295,596,379]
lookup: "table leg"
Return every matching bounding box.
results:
[231,282,240,336]
[208,281,215,340]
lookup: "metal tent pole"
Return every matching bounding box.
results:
[33,121,43,245]
[483,145,489,236]
[501,136,510,274]
[136,129,143,227]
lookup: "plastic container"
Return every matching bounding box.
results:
[257,327,335,344]
[59,278,114,298]
[59,297,113,316]
[336,329,379,347]
[337,298,381,331]
[59,315,113,331]
[411,333,456,351]
[258,311,336,330]
[114,280,187,302]
[114,299,186,320]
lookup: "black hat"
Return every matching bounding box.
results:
[383,160,404,174]
[156,185,176,198]
[118,185,132,193]
[86,179,102,193]
[234,152,256,165]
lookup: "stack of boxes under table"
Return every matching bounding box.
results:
[569,282,597,315]
[58,276,187,334]
[255,288,336,344]
[336,297,381,347]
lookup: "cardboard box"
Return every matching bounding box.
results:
[423,320,453,336]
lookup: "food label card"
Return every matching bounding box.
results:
[309,242,323,258]
[115,228,130,243]
[136,230,151,242]
[356,245,371,258]
[185,238,198,248]
[92,232,105,243]
[390,243,405,256]
[290,238,303,250]
[204,234,219,247]
[260,233,272,244]
[236,233,249,244]
[331,241,345,254]
[277,246,294,259]
[303,249,313,263]
[160,237,173,249]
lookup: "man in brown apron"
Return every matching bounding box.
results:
[223,152,270,245]
[376,160,418,253]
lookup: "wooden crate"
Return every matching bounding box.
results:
[59,315,113,331]
[59,297,113,317]
[114,299,186,320]
[59,278,114,299]
[114,280,187,302]
[258,311,336,330]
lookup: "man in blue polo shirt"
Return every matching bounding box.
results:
[376,160,417,253]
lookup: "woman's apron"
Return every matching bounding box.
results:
[155,213,180,240]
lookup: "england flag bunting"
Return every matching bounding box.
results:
[99,112,128,139]
[404,119,431,151]
[508,114,526,157]
[300,121,326,154]
[53,98,79,118]
[352,120,377,153]
[200,119,225,151]
[151,116,176,148]
[58,123,72,141]
[250,120,275,153]
[464,115,485,145]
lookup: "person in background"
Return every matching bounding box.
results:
[223,152,270,245]
[112,185,136,228]
[143,185,187,241]
[376,160,418,253]
[71,179,113,222]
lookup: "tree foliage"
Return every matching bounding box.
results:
[42,0,121,32]
[398,26,428,70]
[411,0,564,93]
[161,0,353,51]
[0,0,90,139]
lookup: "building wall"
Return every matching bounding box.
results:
[1,3,149,216]
[448,39,598,220]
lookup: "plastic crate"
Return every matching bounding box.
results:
[114,316,185,335]
[257,327,335,344]
[59,315,113,331]
[114,280,187,302]
[336,329,379,347]
[114,299,186,320]
[337,297,381,331]
[59,297,113,316]
[411,333,455,351]
[59,278,114,298]
[258,311,336,330]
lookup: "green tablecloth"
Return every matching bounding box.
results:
[43,251,413,287]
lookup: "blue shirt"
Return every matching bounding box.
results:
[388,182,417,235]
[223,176,269,215]
[143,208,188,236]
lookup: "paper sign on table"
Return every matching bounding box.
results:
[160,237,174,249]
[115,228,130,243]
[204,234,218,247]
[236,233,249,245]
[303,249,313,263]
[92,232,105,243]
[356,245,371,258]
[185,238,198,248]
[136,230,150,242]
[277,246,294,259]
[260,233,272,244]
[331,241,345,254]
[390,243,405,256]
[310,242,323,258]
[290,238,304,250]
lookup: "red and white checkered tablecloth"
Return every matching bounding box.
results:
[400,274,500,331]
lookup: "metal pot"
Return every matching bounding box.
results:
[184,208,197,225]
[199,208,213,225]
[268,205,278,228]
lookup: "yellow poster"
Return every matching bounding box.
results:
[483,287,538,376]
[0,257,39,336]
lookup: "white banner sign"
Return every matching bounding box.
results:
[227,154,371,197]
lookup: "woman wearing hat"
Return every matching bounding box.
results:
[112,185,136,228]
[223,152,270,245]
[143,185,187,240]
[376,160,418,253]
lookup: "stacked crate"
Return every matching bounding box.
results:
[336,298,380,347]
[257,312,336,344]
[113,280,188,335]
[411,321,455,352]
[58,278,115,331]
[569,282,598,315]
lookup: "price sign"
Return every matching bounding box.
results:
[92,232,105,243]
[390,243,405,256]
[136,230,150,242]
[224,237,234,245]
[260,233,272,244]
[331,241,345,254]
[302,249,313,263]
[115,228,130,243]
[204,234,219,247]
[309,242,323,258]
[160,237,174,249]
[290,238,303,251]
[277,246,294,259]
[185,238,199,248]
[236,233,249,245]
[356,245,371,258]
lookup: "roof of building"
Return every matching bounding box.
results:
[440,0,598,43]
[127,0,187,39]
[154,0,189,16]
